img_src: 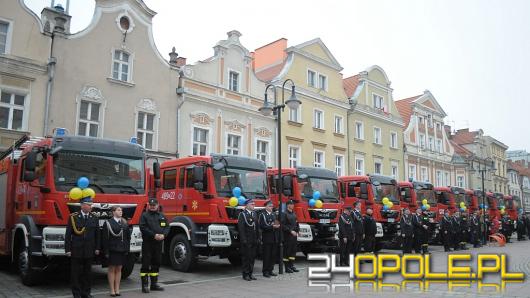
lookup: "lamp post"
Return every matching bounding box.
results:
[470,158,496,244]
[259,79,300,274]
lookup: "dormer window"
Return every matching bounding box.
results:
[229,70,239,92]
[373,94,384,110]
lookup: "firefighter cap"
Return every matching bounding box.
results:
[264,200,273,207]
[80,196,93,205]
[148,198,159,205]
[244,198,255,205]
[286,200,295,205]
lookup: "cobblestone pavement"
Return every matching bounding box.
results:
[1,240,529,298]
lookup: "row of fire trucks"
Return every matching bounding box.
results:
[0,133,522,285]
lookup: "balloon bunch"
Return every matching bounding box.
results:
[228,187,247,207]
[500,205,506,215]
[309,191,323,209]
[459,201,467,212]
[420,199,431,211]
[68,177,95,201]
[382,197,393,211]
[479,203,489,209]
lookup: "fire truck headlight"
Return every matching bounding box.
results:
[45,234,65,242]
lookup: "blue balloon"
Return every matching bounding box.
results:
[479,204,484,209]
[460,207,465,212]
[232,187,242,198]
[383,205,389,211]
[77,177,89,189]
[313,191,321,200]
[309,199,316,208]
[485,205,488,209]
[421,205,427,211]
[238,196,246,206]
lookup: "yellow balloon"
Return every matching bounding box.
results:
[315,200,323,208]
[426,204,431,210]
[382,197,390,204]
[460,202,465,207]
[422,199,428,205]
[388,201,394,208]
[82,188,96,199]
[500,209,505,214]
[69,187,83,200]
[229,197,238,207]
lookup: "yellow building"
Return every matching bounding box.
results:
[343,66,405,179]
[254,38,350,175]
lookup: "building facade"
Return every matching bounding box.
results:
[396,90,461,186]
[485,136,509,194]
[177,30,275,164]
[507,150,530,167]
[343,66,404,179]
[254,38,350,175]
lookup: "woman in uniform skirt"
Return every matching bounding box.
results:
[102,206,131,297]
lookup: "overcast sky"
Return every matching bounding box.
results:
[25,0,530,151]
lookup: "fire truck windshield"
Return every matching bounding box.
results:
[497,197,505,209]
[213,167,267,199]
[373,183,399,204]
[454,193,466,206]
[417,189,436,205]
[53,151,145,194]
[298,177,339,203]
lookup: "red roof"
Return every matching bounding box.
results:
[509,160,530,177]
[395,95,421,128]
[255,62,285,82]
[452,129,478,145]
[342,74,360,98]
[450,139,472,157]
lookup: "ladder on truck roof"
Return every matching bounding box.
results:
[0,134,46,161]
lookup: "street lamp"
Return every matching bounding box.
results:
[470,158,496,244]
[259,79,299,274]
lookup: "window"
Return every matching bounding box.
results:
[355,121,364,140]
[419,134,425,149]
[436,139,443,153]
[391,165,398,179]
[409,165,417,180]
[420,167,428,182]
[229,70,239,92]
[112,50,130,82]
[374,161,382,175]
[179,168,185,188]
[334,115,343,134]
[418,116,424,125]
[307,70,316,87]
[314,150,324,168]
[373,127,382,145]
[390,132,398,149]
[436,170,442,186]
[256,140,268,163]
[318,74,327,90]
[186,168,195,188]
[373,94,384,110]
[288,146,300,168]
[0,91,25,130]
[289,106,300,122]
[226,134,241,155]
[77,100,100,137]
[314,109,324,129]
[355,157,364,175]
[427,114,433,127]
[444,172,450,186]
[0,21,8,54]
[137,112,155,150]
[428,137,434,151]
[335,155,344,176]
[163,169,177,190]
[192,127,208,156]
[436,123,441,131]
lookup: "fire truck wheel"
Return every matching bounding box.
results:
[169,234,197,272]
[16,243,41,286]
[121,253,137,279]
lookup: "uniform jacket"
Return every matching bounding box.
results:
[102,218,131,255]
[238,209,258,245]
[363,215,377,237]
[140,210,169,242]
[259,210,278,244]
[351,209,364,235]
[338,213,354,240]
[281,209,299,236]
[65,212,100,258]
[400,214,414,236]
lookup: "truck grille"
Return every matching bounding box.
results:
[425,211,436,218]
[225,207,244,220]
[308,209,338,220]
[381,209,399,219]
[67,203,137,220]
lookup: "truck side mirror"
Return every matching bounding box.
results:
[192,166,206,191]
[360,183,368,199]
[282,175,293,196]
[153,162,161,188]
[348,183,356,197]
[25,152,36,172]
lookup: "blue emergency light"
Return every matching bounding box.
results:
[130,137,138,144]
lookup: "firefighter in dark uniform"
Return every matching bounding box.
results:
[440,209,452,251]
[282,200,299,273]
[412,208,429,254]
[516,211,526,241]
[525,213,530,239]
[470,211,481,247]
[460,212,469,250]
[451,211,461,250]
[65,196,100,298]
[238,198,258,281]
[351,201,364,255]
[338,206,354,265]
[500,213,513,243]
[259,200,279,277]
[400,208,414,254]
[363,207,377,253]
[139,198,169,293]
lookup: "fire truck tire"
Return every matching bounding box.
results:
[121,253,137,279]
[169,234,197,272]
[16,243,41,286]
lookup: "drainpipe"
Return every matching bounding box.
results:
[43,33,56,136]
[175,70,185,158]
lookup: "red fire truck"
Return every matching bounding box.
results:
[0,134,147,285]
[400,181,439,242]
[504,195,521,221]
[155,154,268,272]
[434,186,463,214]
[267,167,340,255]
[338,174,400,250]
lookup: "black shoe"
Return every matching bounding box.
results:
[269,272,278,277]
[150,276,164,291]
[110,295,116,297]
[291,266,299,272]
[243,275,251,281]
[285,267,294,273]
[263,273,271,278]
[249,275,257,280]
[141,276,150,293]
[116,294,121,297]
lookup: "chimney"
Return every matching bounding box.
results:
[176,57,187,67]
[41,4,72,34]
